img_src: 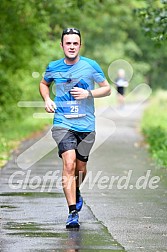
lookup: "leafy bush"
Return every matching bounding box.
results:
[142,90,167,167]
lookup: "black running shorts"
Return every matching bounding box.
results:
[117,86,124,95]
[51,127,96,162]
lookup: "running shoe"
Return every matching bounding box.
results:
[66,210,80,229]
[76,195,83,212]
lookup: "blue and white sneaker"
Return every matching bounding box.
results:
[76,195,83,212]
[66,210,80,229]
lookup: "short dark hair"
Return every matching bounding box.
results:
[61,28,81,44]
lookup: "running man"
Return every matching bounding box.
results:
[115,68,129,107]
[39,28,111,228]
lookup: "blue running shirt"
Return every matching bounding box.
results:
[44,56,106,132]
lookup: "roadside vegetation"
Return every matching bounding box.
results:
[0,115,52,167]
[141,90,167,167]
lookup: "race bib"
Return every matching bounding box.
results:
[63,100,86,118]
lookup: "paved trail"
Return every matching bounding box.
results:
[0,103,167,252]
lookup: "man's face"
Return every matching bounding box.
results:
[61,34,81,61]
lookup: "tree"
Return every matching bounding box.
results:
[135,0,167,42]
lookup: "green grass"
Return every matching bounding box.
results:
[0,111,52,167]
[141,90,167,168]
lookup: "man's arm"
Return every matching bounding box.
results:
[39,78,56,113]
[91,79,111,98]
[70,79,111,99]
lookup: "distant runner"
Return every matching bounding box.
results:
[115,68,129,107]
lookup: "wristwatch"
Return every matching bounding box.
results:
[87,90,93,98]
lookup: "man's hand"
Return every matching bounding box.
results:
[70,87,88,100]
[45,97,56,113]
[39,79,56,112]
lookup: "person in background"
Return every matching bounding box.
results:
[115,68,128,107]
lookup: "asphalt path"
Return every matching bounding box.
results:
[0,103,167,252]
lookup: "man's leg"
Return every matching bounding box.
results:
[74,131,95,211]
[75,159,87,212]
[52,128,80,228]
[118,93,125,106]
[75,159,87,188]
[62,150,80,228]
[62,149,76,207]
